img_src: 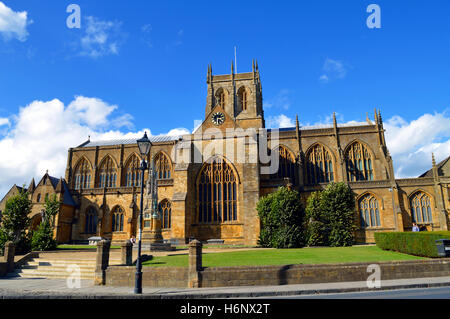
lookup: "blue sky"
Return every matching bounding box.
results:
[0,0,449,196]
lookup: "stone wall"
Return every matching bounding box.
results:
[104,258,450,288]
[105,266,188,288]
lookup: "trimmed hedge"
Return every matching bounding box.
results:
[375,231,450,258]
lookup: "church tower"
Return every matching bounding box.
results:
[205,60,265,129]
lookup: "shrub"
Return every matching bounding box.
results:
[304,191,329,246]
[31,222,57,251]
[304,182,356,247]
[375,231,450,257]
[257,187,304,248]
[320,182,356,247]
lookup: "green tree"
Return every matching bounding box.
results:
[257,187,304,248]
[320,182,356,247]
[0,188,32,254]
[31,194,60,251]
[304,191,329,246]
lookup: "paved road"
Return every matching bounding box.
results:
[269,286,450,299]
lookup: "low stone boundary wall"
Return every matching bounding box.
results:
[106,266,188,288]
[200,259,450,287]
[104,258,450,288]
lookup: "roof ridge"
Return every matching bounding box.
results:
[77,134,183,148]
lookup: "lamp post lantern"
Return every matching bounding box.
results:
[135,132,152,294]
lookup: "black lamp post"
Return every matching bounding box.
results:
[135,132,152,294]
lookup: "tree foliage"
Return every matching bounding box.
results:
[31,194,60,251]
[257,187,304,248]
[304,191,329,246]
[304,182,356,247]
[0,188,32,254]
[321,182,356,246]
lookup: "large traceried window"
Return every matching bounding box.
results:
[74,158,92,190]
[271,146,297,185]
[410,192,433,224]
[306,144,334,185]
[125,154,142,187]
[154,152,172,180]
[159,199,172,229]
[98,156,117,188]
[85,207,98,234]
[345,142,374,182]
[359,194,381,228]
[198,158,238,223]
[111,206,124,232]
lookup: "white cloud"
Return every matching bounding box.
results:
[319,75,329,83]
[172,29,184,47]
[141,24,152,48]
[0,96,194,198]
[0,1,31,41]
[0,97,133,195]
[78,16,125,58]
[166,128,190,136]
[0,117,9,127]
[266,114,295,128]
[319,58,347,83]
[384,111,450,178]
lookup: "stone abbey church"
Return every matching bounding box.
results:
[2,62,449,245]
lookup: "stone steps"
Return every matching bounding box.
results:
[7,269,95,280]
[8,257,122,280]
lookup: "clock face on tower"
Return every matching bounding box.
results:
[211,112,225,126]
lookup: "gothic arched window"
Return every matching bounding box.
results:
[111,206,124,232]
[358,194,381,228]
[198,158,238,223]
[215,88,226,108]
[345,142,374,182]
[98,156,117,188]
[85,207,98,234]
[159,199,172,229]
[125,154,142,187]
[154,152,172,180]
[410,192,433,223]
[237,87,248,111]
[272,146,297,185]
[306,144,334,185]
[74,158,92,190]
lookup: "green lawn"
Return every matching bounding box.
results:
[142,245,427,268]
